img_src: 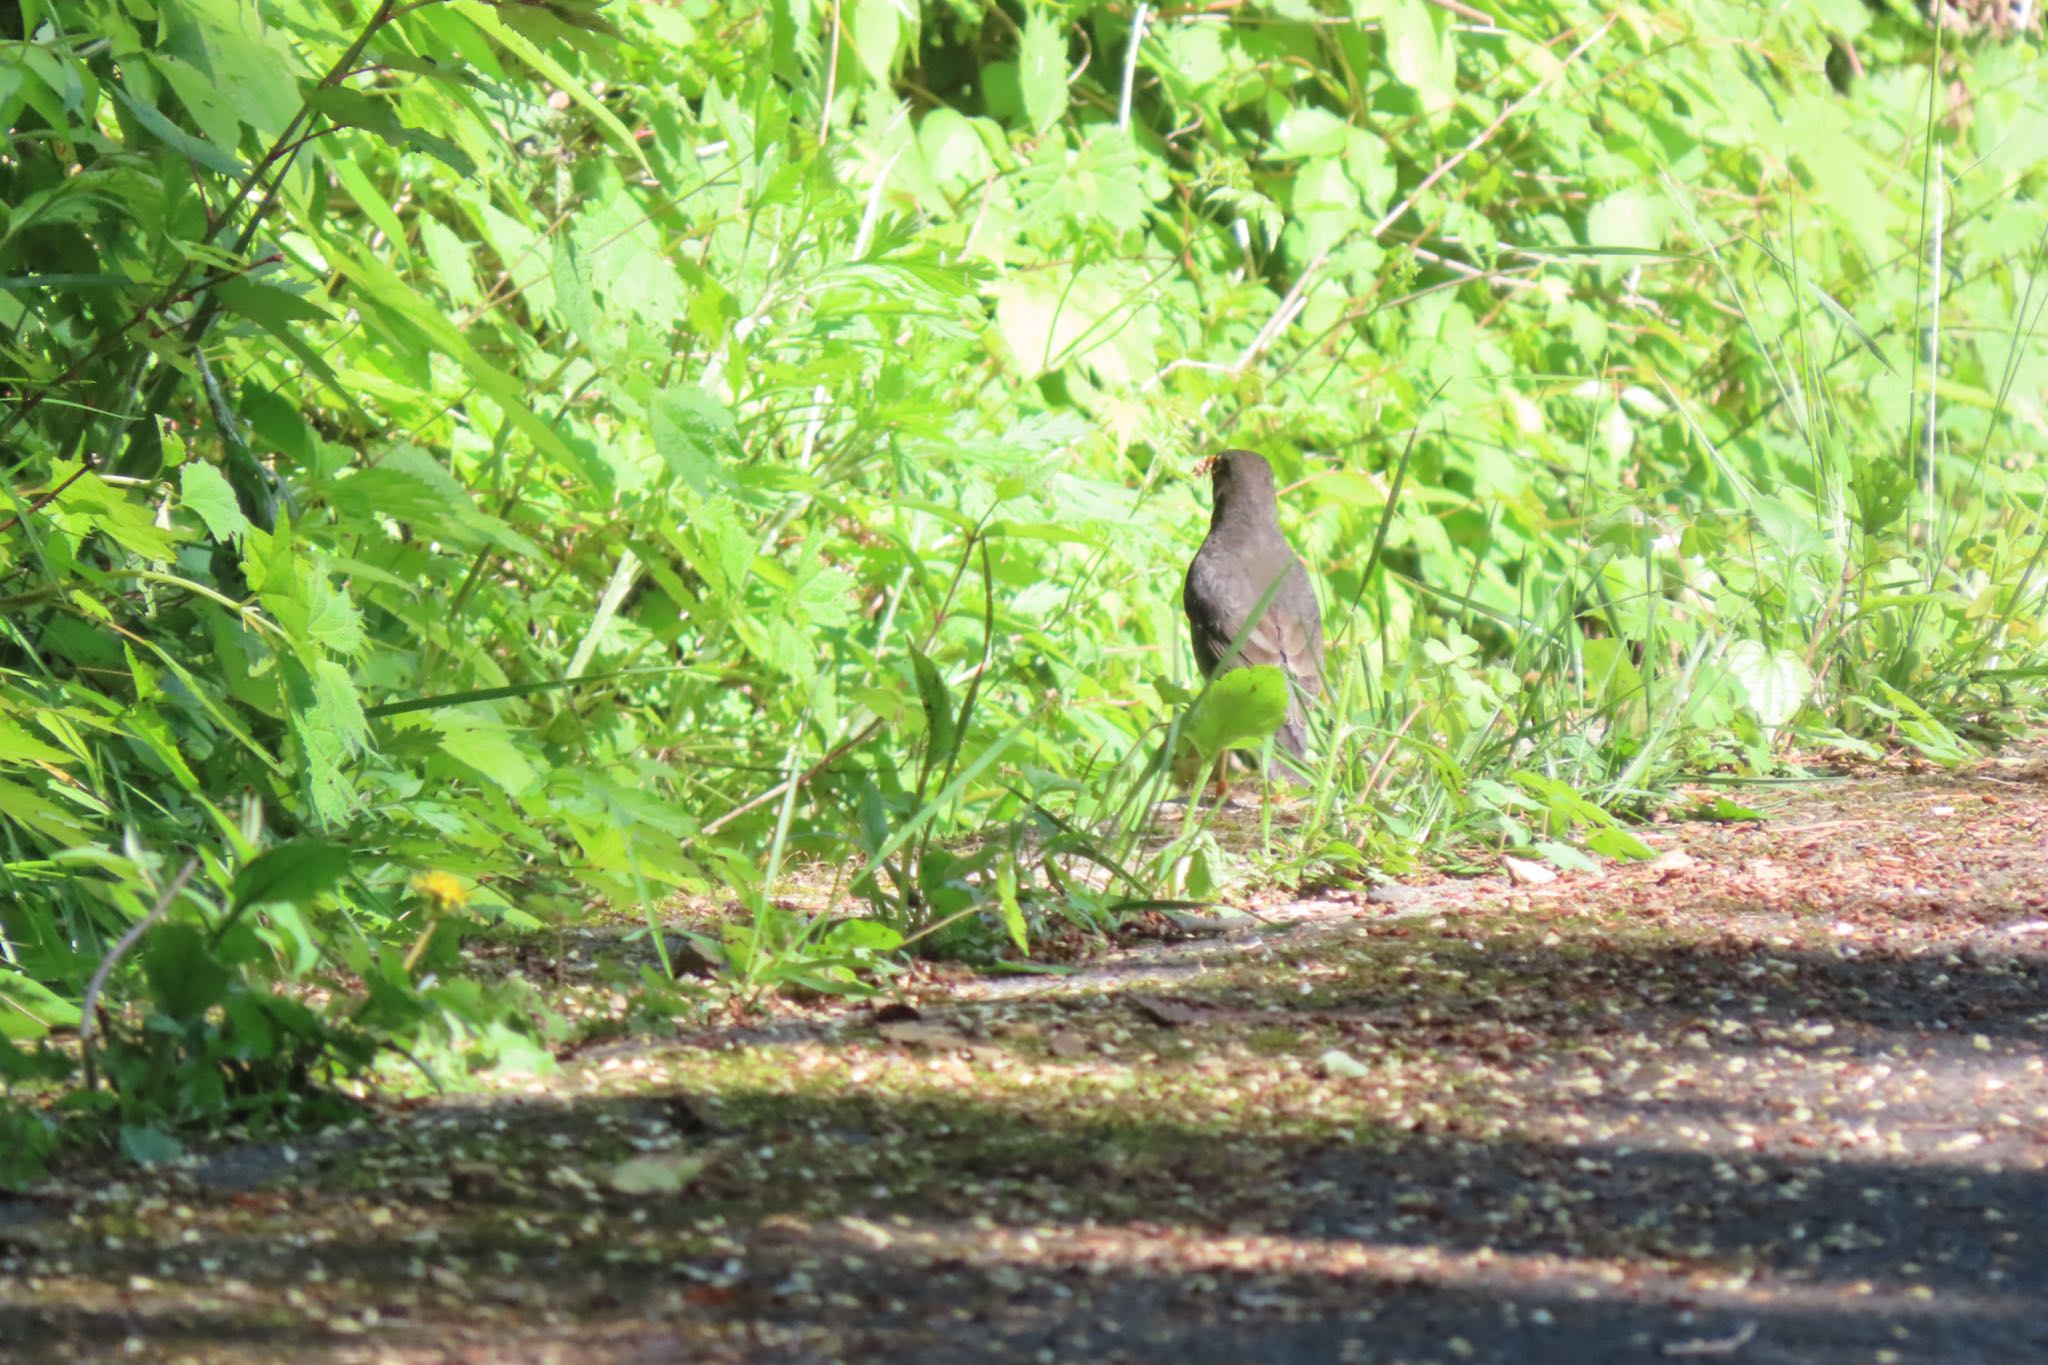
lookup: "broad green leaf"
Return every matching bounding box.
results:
[1182,666,1290,763]
[0,714,74,767]
[298,659,368,821]
[822,919,904,953]
[1723,642,1812,729]
[230,839,351,913]
[433,719,541,797]
[168,0,301,135]
[149,52,245,152]
[1586,188,1664,253]
[180,462,252,541]
[850,0,902,86]
[119,1125,185,1167]
[142,924,233,1023]
[51,470,177,562]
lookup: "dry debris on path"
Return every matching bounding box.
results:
[3,752,2046,1364]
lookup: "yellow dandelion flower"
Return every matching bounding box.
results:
[409,870,470,912]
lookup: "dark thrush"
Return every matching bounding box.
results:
[1182,449,1325,757]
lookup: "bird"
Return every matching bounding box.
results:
[1182,449,1325,759]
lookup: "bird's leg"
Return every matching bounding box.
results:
[1209,754,1232,807]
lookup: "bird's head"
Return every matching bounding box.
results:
[1201,449,1278,514]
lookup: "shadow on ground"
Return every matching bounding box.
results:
[5,771,2047,1364]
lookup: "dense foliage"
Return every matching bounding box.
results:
[1,0,2043,1178]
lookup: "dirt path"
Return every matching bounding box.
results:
[3,753,2046,1364]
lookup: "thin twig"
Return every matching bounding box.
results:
[1371,17,1613,241]
[1234,247,1327,375]
[699,718,884,838]
[78,857,200,1095]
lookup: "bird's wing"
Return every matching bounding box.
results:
[1285,559,1324,699]
[1238,601,1315,682]
[1187,556,1314,676]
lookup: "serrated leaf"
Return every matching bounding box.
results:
[1379,0,1455,113]
[298,659,368,821]
[649,386,737,496]
[304,575,365,656]
[1018,9,1068,135]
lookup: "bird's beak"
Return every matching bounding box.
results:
[1194,454,1217,475]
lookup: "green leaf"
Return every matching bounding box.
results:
[180,462,253,541]
[304,575,366,656]
[142,924,233,1023]
[51,470,178,562]
[1585,827,1656,861]
[299,659,369,821]
[119,1125,185,1167]
[0,774,91,843]
[608,1149,710,1195]
[0,967,83,1041]
[648,386,736,496]
[908,647,958,765]
[1378,0,1455,114]
[405,127,478,179]
[850,0,902,86]
[432,718,541,796]
[1722,642,1812,729]
[1018,9,1068,135]
[1586,188,1665,254]
[996,860,1028,954]
[109,85,243,174]
[1693,796,1766,823]
[1182,666,1290,762]
[1851,454,1912,535]
[822,919,904,953]
[213,278,332,329]
[230,839,351,914]
[306,86,407,142]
